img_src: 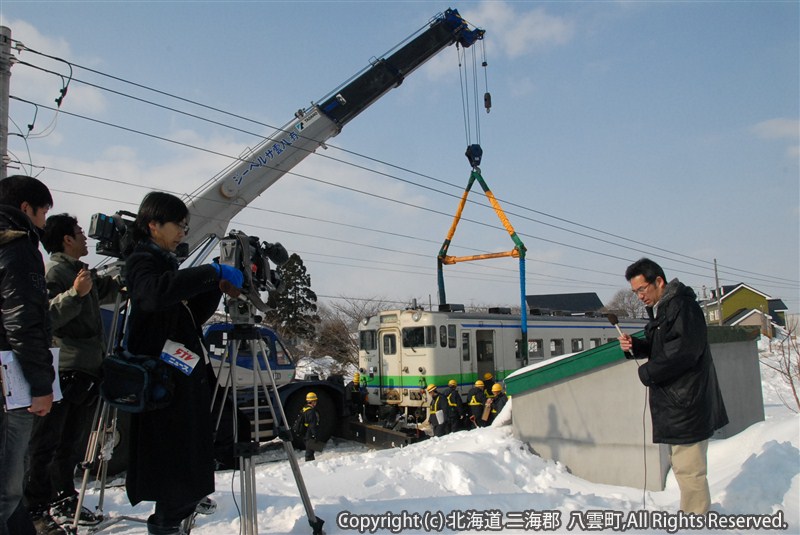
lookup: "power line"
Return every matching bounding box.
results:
[9,53,798,291]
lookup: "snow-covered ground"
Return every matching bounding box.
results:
[87,340,799,534]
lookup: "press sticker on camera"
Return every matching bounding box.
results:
[160,340,201,376]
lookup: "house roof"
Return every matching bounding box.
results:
[709,283,771,302]
[526,293,604,314]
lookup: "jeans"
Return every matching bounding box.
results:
[0,409,35,535]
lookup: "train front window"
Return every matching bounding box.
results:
[360,330,377,351]
[402,326,436,348]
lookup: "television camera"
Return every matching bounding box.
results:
[88,211,138,259]
[217,231,289,324]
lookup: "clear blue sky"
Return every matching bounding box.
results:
[2,1,798,315]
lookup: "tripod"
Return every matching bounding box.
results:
[211,314,324,535]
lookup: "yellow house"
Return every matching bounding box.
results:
[702,283,787,336]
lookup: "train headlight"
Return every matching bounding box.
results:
[412,311,422,322]
[362,318,369,325]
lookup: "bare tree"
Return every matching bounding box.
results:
[760,318,799,413]
[309,296,395,368]
[604,288,646,319]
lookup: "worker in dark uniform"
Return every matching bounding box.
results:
[302,392,320,461]
[487,383,508,425]
[443,379,464,433]
[482,372,495,394]
[466,380,487,427]
[344,372,366,420]
[426,384,447,437]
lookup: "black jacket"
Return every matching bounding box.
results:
[302,404,319,440]
[631,279,729,444]
[124,240,222,505]
[0,206,53,398]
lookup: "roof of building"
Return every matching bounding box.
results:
[525,293,604,315]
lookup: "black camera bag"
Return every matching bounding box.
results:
[100,350,174,413]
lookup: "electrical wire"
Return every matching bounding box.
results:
[8,52,797,292]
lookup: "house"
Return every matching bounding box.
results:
[701,283,788,336]
[526,292,604,316]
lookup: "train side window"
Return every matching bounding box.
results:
[550,339,564,356]
[571,338,584,352]
[461,332,470,361]
[589,338,602,349]
[383,334,397,355]
[439,326,447,347]
[359,330,377,351]
[425,326,436,347]
[448,325,457,348]
[529,339,544,359]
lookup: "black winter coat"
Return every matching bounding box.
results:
[124,241,222,506]
[630,279,729,445]
[0,206,52,398]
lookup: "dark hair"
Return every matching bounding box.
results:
[0,175,53,210]
[625,257,667,283]
[132,191,189,243]
[42,213,79,254]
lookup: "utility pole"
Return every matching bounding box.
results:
[714,258,723,326]
[0,26,11,179]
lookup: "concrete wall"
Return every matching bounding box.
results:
[509,330,763,491]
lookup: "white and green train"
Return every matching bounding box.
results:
[357,308,646,414]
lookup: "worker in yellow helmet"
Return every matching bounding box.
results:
[426,384,447,437]
[443,379,465,432]
[466,380,487,427]
[301,392,320,461]
[482,372,496,394]
[345,371,366,420]
[487,383,508,425]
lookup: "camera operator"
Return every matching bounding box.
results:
[25,214,121,531]
[124,192,242,535]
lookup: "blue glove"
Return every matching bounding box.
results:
[212,263,244,289]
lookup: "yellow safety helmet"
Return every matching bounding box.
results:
[474,380,484,388]
[306,392,318,402]
[426,384,437,393]
[484,372,493,380]
[491,383,503,393]
[448,379,457,387]
[353,372,360,382]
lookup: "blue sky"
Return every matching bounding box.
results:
[2,1,798,314]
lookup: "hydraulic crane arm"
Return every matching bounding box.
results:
[184,9,484,251]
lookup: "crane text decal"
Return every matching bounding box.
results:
[231,130,300,187]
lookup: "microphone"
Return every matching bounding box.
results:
[607,313,634,358]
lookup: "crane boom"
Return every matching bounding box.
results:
[184,8,484,250]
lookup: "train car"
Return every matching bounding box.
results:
[357,308,646,416]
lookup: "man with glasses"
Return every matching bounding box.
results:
[618,258,728,515]
[25,214,121,533]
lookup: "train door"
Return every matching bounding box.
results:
[379,328,401,404]
[476,329,496,382]
[459,330,473,386]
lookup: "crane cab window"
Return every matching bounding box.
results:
[274,339,293,366]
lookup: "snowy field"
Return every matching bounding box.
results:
[84,341,799,534]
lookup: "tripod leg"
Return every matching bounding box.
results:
[73,400,111,531]
[250,337,324,534]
